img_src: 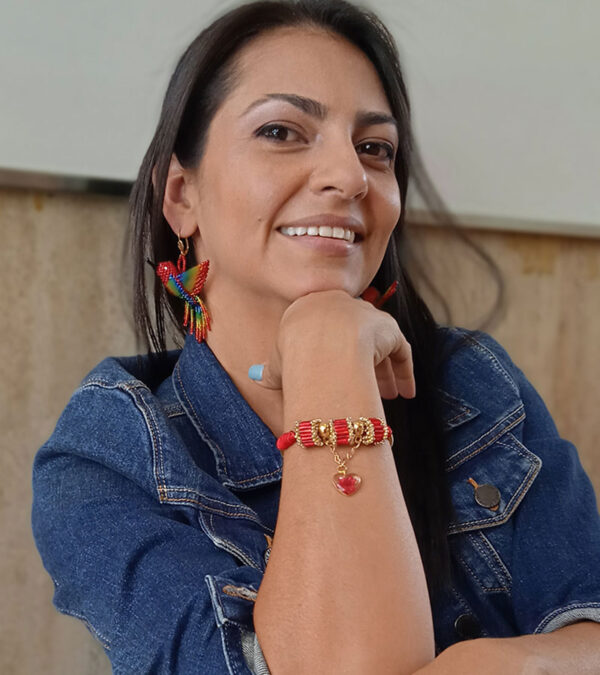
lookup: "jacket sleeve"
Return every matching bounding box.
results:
[31,382,271,675]
[478,333,600,634]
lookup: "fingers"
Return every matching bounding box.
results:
[389,335,416,399]
[248,361,282,390]
[375,357,399,400]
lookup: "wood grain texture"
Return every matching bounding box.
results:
[407,223,600,490]
[0,188,597,673]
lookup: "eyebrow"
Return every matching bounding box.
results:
[241,92,398,131]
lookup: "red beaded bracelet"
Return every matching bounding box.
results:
[276,417,393,496]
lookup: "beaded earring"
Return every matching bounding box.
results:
[361,280,398,308]
[155,235,211,344]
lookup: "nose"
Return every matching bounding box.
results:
[308,135,368,201]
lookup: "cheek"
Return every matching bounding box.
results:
[223,156,302,225]
[371,179,402,238]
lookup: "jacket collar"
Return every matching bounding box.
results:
[173,335,283,490]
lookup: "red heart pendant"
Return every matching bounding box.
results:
[333,472,362,496]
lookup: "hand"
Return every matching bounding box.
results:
[250,289,415,400]
[413,638,550,675]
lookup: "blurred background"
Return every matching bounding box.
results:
[1,1,598,672]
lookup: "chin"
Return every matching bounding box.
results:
[286,276,362,301]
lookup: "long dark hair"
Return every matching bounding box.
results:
[129,0,502,595]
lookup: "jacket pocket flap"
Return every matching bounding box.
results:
[198,510,272,572]
[447,432,541,535]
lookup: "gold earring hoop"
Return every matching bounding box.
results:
[177,234,189,257]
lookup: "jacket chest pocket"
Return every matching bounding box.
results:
[450,530,512,594]
[447,431,542,593]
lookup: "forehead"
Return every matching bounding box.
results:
[226,26,392,113]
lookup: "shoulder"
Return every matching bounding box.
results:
[35,351,184,494]
[78,350,180,394]
[61,351,182,437]
[437,326,522,395]
[436,326,560,442]
[434,327,528,438]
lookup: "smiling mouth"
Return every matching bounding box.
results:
[278,225,360,243]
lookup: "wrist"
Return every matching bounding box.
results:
[281,339,375,393]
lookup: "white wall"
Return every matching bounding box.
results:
[1,0,598,231]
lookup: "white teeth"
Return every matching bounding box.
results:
[280,225,357,243]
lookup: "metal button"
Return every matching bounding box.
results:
[468,477,501,511]
[454,613,481,640]
[264,533,273,564]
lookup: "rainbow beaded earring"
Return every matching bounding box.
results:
[155,235,211,343]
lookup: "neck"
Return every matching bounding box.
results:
[203,284,287,437]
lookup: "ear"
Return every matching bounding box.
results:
[162,154,199,238]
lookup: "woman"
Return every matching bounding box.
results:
[32,1,600,673]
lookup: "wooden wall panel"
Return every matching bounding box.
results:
[0,188,597,673]
[407,224,600,489]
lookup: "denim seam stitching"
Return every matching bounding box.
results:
[161,488,252,509]
[174,362,230,476]
[446,408,525,471]
[159,489,273,530]
[205,577,241,675]
[463,532,511,592]
[463,333,519,394]
[449,434,541,533]
[534,602,600,634]
[455,551,507,594]
[79,380,169,499]
[226,467,283,485]
[129,384,168,500]
[174,362,283,486]
[81,379,148,392]
[59,608,112,650]
[207,513,262,570]
[223,623,244,675]
[446,409,473,424]
[471,531,512,587]
[164,497,263,521]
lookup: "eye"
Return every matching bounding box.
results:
[356,140,395,163]
[255,123,303,143]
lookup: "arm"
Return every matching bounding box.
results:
[253,291,434,674]
[414,621,600,674]
[32,382,266,674]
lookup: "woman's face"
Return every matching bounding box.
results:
[184,27,401,307]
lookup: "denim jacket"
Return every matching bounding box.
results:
[32,328,600,674]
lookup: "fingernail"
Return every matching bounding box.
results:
[248,364,264,381]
